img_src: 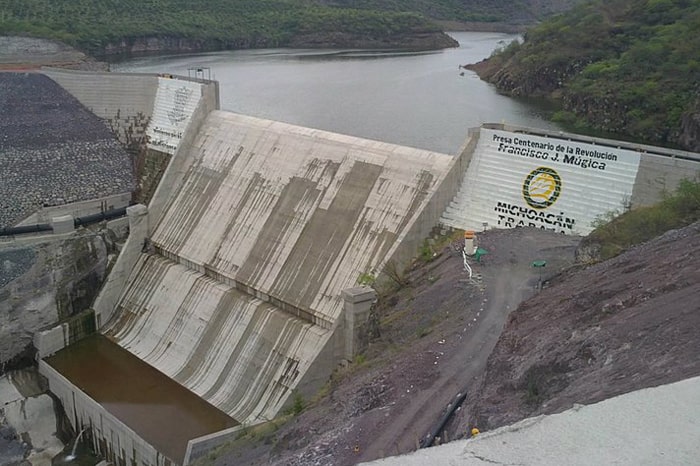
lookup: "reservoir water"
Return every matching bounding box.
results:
[112,31,559,155]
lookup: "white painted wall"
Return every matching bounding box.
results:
[146,77,203,155]
[443,128,642,235]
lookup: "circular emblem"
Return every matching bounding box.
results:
[522,167,562,209]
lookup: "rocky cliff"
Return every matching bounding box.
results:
[0,233,112,371]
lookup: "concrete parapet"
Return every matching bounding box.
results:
[18,193,132,227]
[93,204,149,328]
[183,425,244,465]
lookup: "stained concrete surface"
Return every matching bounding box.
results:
[362,375,700,465]
[104,111,453,425]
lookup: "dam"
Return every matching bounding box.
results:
[2,68,699,465]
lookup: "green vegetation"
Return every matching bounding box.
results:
[316,0,505,22]
[284,389,305,415]
[357,271,377,287]
[0,1,586,55]
[419,239,436,262]
[482,0,700,150]
[585,179,700,260]
[0,0,442,54]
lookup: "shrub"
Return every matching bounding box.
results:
[585,179,700,260]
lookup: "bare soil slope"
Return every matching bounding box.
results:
[449,221,700,435]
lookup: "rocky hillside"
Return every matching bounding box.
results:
[0,0,587,56]
[468,0,700,152]
[0,0,455,56]
[450,220,700,433]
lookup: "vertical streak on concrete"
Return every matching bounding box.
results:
[172,288,242,383]
[359,169,434,275]
[152,166,227,256]
[270,161,383,316]
[209,172,267,270]
[236,177,322,285]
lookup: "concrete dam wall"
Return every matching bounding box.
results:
[101,111,453,427]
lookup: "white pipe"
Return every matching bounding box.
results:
[462,249,472,280]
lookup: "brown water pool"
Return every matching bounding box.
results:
[45,334,238,464]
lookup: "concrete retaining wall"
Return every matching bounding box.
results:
[148,79,219,229]
[39,361,173,466]
[17,193,132,227]
[93,204,148,329]
[632,151,700,206]
[183,426,244,466]
[388,128,480,270]
[34,310,96,359]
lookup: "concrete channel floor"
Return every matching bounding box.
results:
[362,375,700,465]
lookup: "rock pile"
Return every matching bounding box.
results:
[0,73,135,228]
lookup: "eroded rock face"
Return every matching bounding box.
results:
[0,36,106,70]
[98,31,458,57]
[0,234,108,368]
[288,31,458,50]
[0,369,63,466]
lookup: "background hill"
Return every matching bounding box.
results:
[0,0,580,55]
[468,0,700,152]
[315,0,582,24]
